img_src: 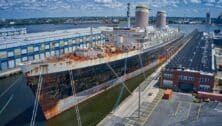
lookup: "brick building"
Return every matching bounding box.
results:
[160,32,215,92]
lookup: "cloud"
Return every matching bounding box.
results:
[94,0,112,4]
[0,0,222,18]
[190,0,201,3]
[94,0,123,8]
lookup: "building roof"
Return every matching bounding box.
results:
[0,26,111,50]
[0,28,26,33]
[165,32,214,73]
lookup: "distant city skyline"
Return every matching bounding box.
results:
[0,0,222,19]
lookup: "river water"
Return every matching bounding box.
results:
[0,23,222,126]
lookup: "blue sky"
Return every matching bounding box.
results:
[0,0,222,19]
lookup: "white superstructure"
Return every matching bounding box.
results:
[21,26,183,77]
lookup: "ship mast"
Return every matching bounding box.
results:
[127,3,131,28]
[69,70,82,126]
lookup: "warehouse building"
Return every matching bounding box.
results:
[0,27,109,71]
[160,32,215,92]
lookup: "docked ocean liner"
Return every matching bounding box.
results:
[21,5,185,119]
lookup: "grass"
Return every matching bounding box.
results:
[46,66,157,126]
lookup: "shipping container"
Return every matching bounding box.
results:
[198,91,222,102]
[163,89,173,99]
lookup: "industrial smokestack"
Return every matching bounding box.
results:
[206,12,211,25]
[135,4,149,28]
[156,11,167,28]
[127,3,131,28]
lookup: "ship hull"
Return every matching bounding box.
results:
[26,35,184,119]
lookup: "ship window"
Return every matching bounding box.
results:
[40,53,45,59]
[40,44,45,50]
[69,47,73,52]
[64,42,68,45]
[15,58,21,65]
[45,45,49,49]
[8,60,15,68]
[51,51,55,56]
[34,55,39,60]
[60,41,64,46]
[69,40,72,44]
[28,46,34,52]
[7,51,14,57]
[34,47,39,52]
[45,52,50,57]
[1,62,8,70]
[65,48,69,53]
[22,56,27,62]
[22,49,27,54]
[14,49,21,55]
[55,43,59,47]
[0,51,7,58]
[28,56,34,61]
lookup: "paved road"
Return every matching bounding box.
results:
[99,33,194,126]
[144,93,222,126]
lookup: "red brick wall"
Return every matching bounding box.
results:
[160,69,214,91]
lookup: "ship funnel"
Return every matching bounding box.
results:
[135,4,149,28]
[156,11,167,28]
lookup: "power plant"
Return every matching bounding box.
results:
[156,11,167,28]
[135,4,149,28]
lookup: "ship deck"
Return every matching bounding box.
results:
[22,34,184,77]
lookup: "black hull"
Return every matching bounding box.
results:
[26,35,184,119]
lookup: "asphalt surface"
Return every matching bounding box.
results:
[145,92,222,126]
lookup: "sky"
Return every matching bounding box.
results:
[0,0,222,19]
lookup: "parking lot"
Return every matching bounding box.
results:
[145,92,222,126]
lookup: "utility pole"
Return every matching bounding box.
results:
[90,25,93,47]
[138,83,141,119]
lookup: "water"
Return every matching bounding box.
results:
[170,24,222,33]
[3,23,222,34]
[0,23,222,126]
